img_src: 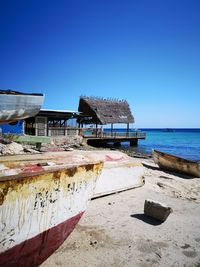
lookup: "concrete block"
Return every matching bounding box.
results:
[144,199,172,222]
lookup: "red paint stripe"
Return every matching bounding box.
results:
[0,212,84,267]
[22,164,44,173]
[105,155,125,162]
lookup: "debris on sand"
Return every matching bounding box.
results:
[144,199,173,222]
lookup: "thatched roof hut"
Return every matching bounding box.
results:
[78,97,134,125]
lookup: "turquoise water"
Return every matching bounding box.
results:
[105,128,200,161]
[138,129,200,161]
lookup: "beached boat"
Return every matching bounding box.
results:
[152,149,200,177]
[0,151,103,267]
[83,151,145,198]
[0,90,44,124]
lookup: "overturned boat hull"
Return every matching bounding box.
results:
[152,149,200,177]
[0,152,103,267]
[0,90,44,124]
[82,151,145,198]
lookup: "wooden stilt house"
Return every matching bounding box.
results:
[77,96,145,146]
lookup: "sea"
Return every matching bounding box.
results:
[104,128,200,161]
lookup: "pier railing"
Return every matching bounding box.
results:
[103,131,146,138]
[48,127,78,137]
[31,127,79,137]
[81,129,146,139]
[30,126,146,139]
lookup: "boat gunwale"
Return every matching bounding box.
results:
[153,149,198,165]
[0,160,103,182]
[0,89,43,96]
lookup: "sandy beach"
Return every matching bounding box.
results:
[41,157,200,267]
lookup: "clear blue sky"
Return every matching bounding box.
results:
[1,0,200,128]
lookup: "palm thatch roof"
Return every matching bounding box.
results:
[78,96,134,125]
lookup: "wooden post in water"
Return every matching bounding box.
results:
[127,123,129,137]
[114,141,121,147]
[111,123,113,137]
[130,139,138,146]
[96,123,98,137]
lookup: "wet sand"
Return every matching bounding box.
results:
[41,158,200,267]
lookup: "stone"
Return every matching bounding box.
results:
[23,146,40,154]
[0,143,6,155]
[0,136,12,144]
[64,147,74,151]
[1,142,24,155]
[52,136,83,146]
[144,199,172,222]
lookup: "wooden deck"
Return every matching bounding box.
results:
[82,130,146,147]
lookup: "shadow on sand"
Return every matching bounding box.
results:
[130,213,163,226]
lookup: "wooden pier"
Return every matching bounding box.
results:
[82,130,146,147]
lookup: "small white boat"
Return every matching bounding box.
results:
[0,90,44,124]
[0,151,103,266]
[152,149,200,177]
[82,151,145,198]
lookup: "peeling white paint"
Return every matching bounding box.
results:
[0,163,102,253]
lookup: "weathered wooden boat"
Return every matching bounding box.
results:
[0,152,103,267]
[82,151,145,198]
[0,90,44,124]
[152,149,200,177]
